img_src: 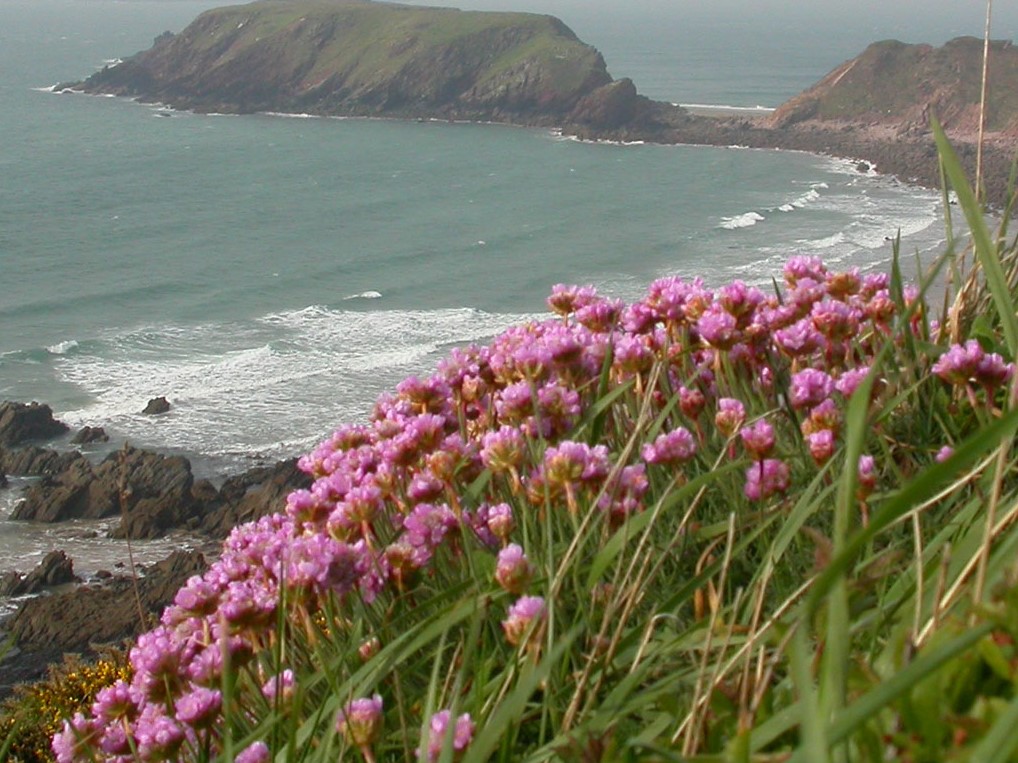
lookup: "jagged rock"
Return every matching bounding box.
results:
[0,551,79,597]
[570,78,647,130]
[0,571,22,597]
[11,445,201,538]
[0,445,84,477]
[0,401,68,446]
[142,396,171,415]
[1,550,207,697]
[200,458,311,537]
[71,425,109,444]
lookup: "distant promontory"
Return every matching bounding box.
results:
[66,2,1018,206]
[65,0,657,131]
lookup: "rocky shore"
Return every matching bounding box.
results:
[0,400,311,698]
[573,103,1018,210]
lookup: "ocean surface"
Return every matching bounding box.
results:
[0,0,1011,588]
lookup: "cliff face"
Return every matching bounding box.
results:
[73,0,645,128]
[770,37,1018,136]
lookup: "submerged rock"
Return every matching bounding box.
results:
[0,551,79,597]
[71,425,110,444]
[142,396,171,415]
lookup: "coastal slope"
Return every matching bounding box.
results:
[70,0,652,129]
[770,37,1018,135]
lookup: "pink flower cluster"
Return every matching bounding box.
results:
[56,256,959,761]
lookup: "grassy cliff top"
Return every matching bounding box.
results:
[77,0,617,119]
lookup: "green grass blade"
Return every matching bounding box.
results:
[967,690,1018,763]
[933,118,1018,358]
[463,628,580,762]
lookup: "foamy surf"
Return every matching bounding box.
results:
[719,211,765,229]
[47,339,79,355]
[343,290,383,300]
[54,306,539,469]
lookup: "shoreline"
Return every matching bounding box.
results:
[54,85,1016,210]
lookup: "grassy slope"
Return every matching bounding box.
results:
[774,37,1018,131]
[90,0,610,114]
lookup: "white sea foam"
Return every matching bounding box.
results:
[719,211,765,230]
[54,306,537,465]
[677,103,776,113]
[47,339,79,355]
[342,290,383,300]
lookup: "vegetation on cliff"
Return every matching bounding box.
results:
[72,0,648,128]
[8,131,1018,762]
[771,36,1018,134]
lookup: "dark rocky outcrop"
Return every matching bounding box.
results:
[142,396,171,415]
[71,425,110,444]
[0,444,85,477]
[0,401,68,447]
[11,445,200,538]
[6,439,308,539]
[200,458,311,537]
[0,550,207,697]
[0,551,79,597]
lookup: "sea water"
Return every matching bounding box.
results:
[0,0,1006,581]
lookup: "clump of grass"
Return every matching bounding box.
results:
[13,130,1018,763]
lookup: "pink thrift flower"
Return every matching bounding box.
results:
[679,386,706,419]
[789,369,834,410]
[642,427,697,465]
[480,426,526,473]
[784,255,827,286]
[91,681,141,724]
[235,741,271,763]
[774,318,824,358]
[52,713,96,763]
[740,419,775,460]
[175,686,222,729]
[484,502,515,542]
[715,398,746,438]
[858,455,877,497]
[936,445,954,463]
[547,283,599,317]
[261,669,295,703]
[744,459,791,501]
[807,430,836,465]
[495,544,535,594]
[697,305,739,350]
[337,694,384,747]
[835,367,870,398]
[424,710,475,762]
[503,595,547,647]
[932,340,984,386]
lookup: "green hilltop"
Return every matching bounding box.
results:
[73,0,646,126]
